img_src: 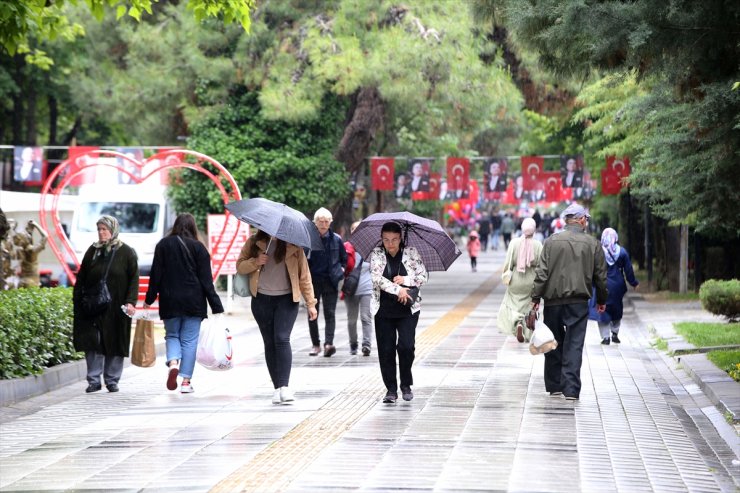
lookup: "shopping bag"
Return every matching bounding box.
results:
[131,318,156,367]
[529,317,558,355]
[196,316,234,371]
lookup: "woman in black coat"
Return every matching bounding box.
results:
[73,215,139,393]
[144,213,224,393]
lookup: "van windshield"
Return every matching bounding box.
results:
[78,202,160,233]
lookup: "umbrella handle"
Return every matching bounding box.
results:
[259,237,273,273]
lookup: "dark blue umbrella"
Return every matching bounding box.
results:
[349,211,461,271]
[225,198,323,251]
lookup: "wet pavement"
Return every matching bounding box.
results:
[1,246,739,492]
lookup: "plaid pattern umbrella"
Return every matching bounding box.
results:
[349,211,461,271]
[225,198,322,251]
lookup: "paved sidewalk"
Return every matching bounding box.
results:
[1,247,738,492]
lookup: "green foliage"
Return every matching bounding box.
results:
[699,280,740,320]
[1,0,253,62]
[0,287,81,380]
[706,350,740,382]
[674,320,740,347]
[174,90,350,225]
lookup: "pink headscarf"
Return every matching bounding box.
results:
[516,218,537,273]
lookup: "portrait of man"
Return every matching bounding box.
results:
[116,148,143,185]
[560,155,584,188]
[395,172,412,199]
[13,146,44,184]
[484,158,508,193]
[408,159,431,192]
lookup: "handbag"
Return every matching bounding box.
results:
[131,317,156,367]
[80,248,117,319]
[341,258,362,297]
[234,273,251,297]
[529,316,558,355]
[196,316,234,371]
[502,269,512,286]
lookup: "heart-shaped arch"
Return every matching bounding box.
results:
[39,149,242,285]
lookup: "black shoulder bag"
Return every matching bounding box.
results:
[80,247,117,319]
[341,258,362,297]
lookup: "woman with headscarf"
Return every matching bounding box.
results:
[73,215,139,393]
[498,217,543,343]
[589,228,639,344]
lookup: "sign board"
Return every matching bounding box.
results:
[207,214,249,275]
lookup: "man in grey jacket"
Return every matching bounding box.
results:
[531,203,608,401]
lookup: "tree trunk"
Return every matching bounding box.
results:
[12,54,24,144]
[48,92,58,145]
[334,87,385,234]
[24,76,37,145]
[665,226,681,292]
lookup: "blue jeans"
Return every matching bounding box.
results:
[163,316,202,379]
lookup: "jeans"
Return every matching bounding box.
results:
[85,351,123,387]
[252,293,299,388]
[345,294,373,349]
[542,302,589,397]
[375,312,419,392]
[309,278,338,346]
[598,319,621,339]
[163,316,202,379]
[491,229,500,250]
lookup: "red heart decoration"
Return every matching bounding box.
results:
[39,149,242,285]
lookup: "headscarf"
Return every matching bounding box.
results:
[516,218,537,273]
[601,227,620,266]
[93,215,123,253]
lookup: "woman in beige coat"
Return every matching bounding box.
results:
[237,230,317,405]
[498,218,542,343]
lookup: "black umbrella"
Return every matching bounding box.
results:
[225,198,323,251]
[349,211,461,271]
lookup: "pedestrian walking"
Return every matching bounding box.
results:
[490,211,502,250]
[589,228,639,344]
[73,215,139,393]
[369,222,428,403]
[501,213,516,249]
[477,217,490,251]
[467,230,481,272]
[144,213,224,394]
[343,221,374,356]
[307,208,347,357]
[531,204,608,400]
[498,218,542,343]
[237,230,318,405]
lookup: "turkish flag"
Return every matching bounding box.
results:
[66,146,100,186]
[601,168,622,195]
[521,155,544,190]
[446,157,469,191]
[412,191,430,201]
[503,181,517,204]
[429,172,441,199]
[606,155,631,179]
[371,157,395,191]
[542,171,562,201]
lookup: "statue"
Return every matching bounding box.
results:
[1,216,20,290]
[14,220,48,288]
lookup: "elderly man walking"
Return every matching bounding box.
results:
[307,208,347,357]
[531,203,608,401]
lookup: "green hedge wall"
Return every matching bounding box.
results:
[0,287,82,379]
[699,279,740,320]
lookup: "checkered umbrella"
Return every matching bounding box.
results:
[349,211,461,271]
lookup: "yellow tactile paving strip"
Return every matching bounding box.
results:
[211,273,499,492]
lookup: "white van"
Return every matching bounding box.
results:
[69,184,175,275]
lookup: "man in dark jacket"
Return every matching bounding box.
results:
[531,203,608,401]
[307,207,347,357]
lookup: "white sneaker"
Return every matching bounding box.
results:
[272,389,282,405]
[180,382,194,394]
[279,386,294,404]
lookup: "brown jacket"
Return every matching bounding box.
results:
[236,237,317,309]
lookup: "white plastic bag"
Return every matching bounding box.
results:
[196,316,234,371]
[529,317,558,355]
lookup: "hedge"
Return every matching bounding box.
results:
[0,287,82,379]
[699,279,740,321]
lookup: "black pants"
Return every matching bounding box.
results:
[479,235,488,251]
[502,232,512,248]
[470,257,477,269]
[252,294,299,388]
[375,312,419,392]
[309,278,339,346]
[542,302,589,397]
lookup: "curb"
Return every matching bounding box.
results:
[678,353,740,423]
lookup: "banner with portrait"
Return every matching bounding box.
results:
[407,158,432,193]
[116,148,144,185]
[560,155,584,188]
[483,157,509,200]
[13,146,46,185]
[371,157,395,191]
